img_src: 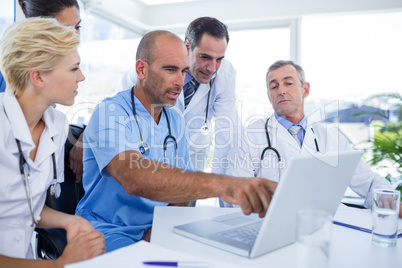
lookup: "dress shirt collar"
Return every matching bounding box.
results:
[4,91,60,152]
[184,73,194,84]
[274,112,307,131]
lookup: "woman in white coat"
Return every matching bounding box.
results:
[0,18,105,267]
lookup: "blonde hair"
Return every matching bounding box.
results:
[0,17,80,96]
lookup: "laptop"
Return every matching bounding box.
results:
[173,150,363,258]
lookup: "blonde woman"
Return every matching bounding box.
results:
[0,17,105,267]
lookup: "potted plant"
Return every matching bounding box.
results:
[359,93,402,204]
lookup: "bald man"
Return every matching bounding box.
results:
[75,31,277,252]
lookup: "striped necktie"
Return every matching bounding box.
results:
[183,79,200,109]
[288,125,302,148]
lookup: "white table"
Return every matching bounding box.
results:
[151,206,402,268]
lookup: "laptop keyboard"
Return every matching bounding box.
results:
[217,221,262,246]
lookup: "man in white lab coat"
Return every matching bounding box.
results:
[223,60,398,213]
[117,17,240,173]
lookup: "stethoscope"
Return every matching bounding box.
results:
[131,87,178,165]
[16,139,60,227]
[260,117,320,178]
[200,81,212,134]
[184,78,213,134]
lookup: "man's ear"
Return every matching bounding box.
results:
[136,59,148,80]
[184,39,191,54]
[29,69,45,88]
[303,82,310,98]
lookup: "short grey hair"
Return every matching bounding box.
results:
[266,60,306,86]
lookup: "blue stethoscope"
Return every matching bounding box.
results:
[260,117,319,178]
[16,139,60,227]
[131,87,178,164]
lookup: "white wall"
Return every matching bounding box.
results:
[0,0,14,19]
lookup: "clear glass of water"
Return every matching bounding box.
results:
[372,189,400,247]
[296,209,332,268]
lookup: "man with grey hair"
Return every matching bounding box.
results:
[221,60,397,215]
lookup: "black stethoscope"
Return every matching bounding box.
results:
[16,139,60,227]
[131,87,178,164]
[260,117,320,178]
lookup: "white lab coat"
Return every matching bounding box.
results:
[224,113,392,208]
[0,92,67,259]
[116,59,241,173]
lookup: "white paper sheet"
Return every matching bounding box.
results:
[333,203,402,236]
[65,240,244,268]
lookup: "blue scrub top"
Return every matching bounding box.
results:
[0,72,6,93]
[75,89,192,251]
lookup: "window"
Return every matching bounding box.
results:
[301,12,402,114]
[57,10,141,124]
[301,11,402,179]
[225,28,290,125]
[0,1,14,40]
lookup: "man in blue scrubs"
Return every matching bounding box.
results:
[75,30,278,252]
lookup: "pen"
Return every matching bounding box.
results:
[333,220,371,233]
[143,261,209,267]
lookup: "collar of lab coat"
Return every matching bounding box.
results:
[4,91,60,167]
[267,114,300,150]
[267,113,319,154]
